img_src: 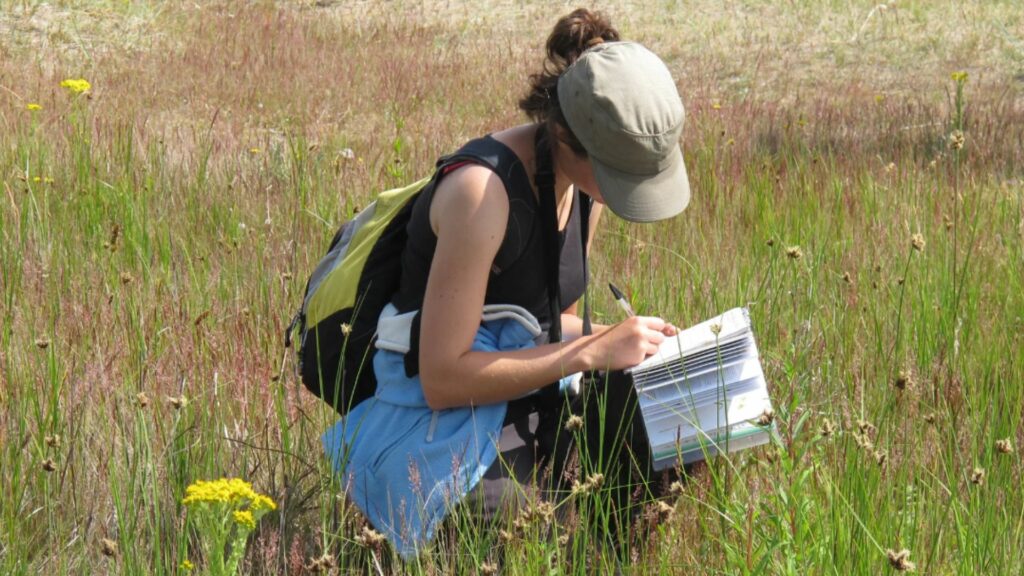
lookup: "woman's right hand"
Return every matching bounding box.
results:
[579,316,669,372]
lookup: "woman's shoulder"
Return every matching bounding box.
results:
[429,163,510,238]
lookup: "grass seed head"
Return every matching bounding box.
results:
[854,432,874,451]
[35,337,50,350]
[194,310,210,327]
[105,224,120,252]
[995,438,1014,454]
[819,417,836,438]
[886,548,915,572]
[785,246,803,260]
[911,233,925,252]
[354,525,386,549]
[45,435,61,448]
[534,501,555,522]
[564,414,584,432]
[480,561,499,576]
[709,323,722,336]
[167,395,188,410]
[874,449,888,466]
[42,458,57,472]
[757,408,775,427]
[305,553,336,573]
[894,370,914,391]
[948,130,965,151]
[652,500,675,522]
[120,272,134,285]
[970,467,985,485]
[857,419,876,435]
[136,392,150,408]
[669,480,686,497]
[99,537,118,558]
[923,413,937,425]
[842,271,852,284]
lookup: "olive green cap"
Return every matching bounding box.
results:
[558,41,690,222]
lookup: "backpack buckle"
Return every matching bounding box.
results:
[284,311,303,348]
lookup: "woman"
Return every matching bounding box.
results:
[324,8,690,557]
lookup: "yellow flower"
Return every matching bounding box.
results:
[232,510,256,530]
[711,101,722,110]
[249,147,261,154]
[183,478,256,506]
[179,559,195,571]
[27,103,42,111]
[950,71,968,84]
[251,494,277,512]
[182,477,277,510]
[60,78,92,95]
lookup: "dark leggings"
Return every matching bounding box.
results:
[462,397,556,520]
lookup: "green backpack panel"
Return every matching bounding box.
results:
[288,176,430,413]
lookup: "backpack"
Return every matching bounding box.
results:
[285,136,583,414]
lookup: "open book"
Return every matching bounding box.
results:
[626,308,776,470]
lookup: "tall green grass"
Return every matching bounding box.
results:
[1,1,1022,574]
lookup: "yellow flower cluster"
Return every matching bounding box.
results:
[182,478,277,511]
[950,71,968,84]
[60,78,91,94]
[27,103,42,111]
[232,510,256,530]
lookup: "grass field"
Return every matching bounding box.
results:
[2,1,1023,574]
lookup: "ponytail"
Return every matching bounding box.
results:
[519,8,621,156]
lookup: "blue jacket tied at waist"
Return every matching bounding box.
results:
[322,303,576,558]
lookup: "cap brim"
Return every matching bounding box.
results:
[591,145,690,223]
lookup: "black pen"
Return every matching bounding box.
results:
[608,282,636,318]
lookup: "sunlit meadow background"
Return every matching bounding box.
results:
[2,1,1023,574]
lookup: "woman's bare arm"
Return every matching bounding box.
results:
[417,167,667,410]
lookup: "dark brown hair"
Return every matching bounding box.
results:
[519,8,621,157]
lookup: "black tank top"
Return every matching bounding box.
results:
[391,135,587,344]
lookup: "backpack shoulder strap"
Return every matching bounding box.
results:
[578,192,594,337]
[435,135,533,197]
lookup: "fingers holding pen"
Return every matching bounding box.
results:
[582,316,670,372]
